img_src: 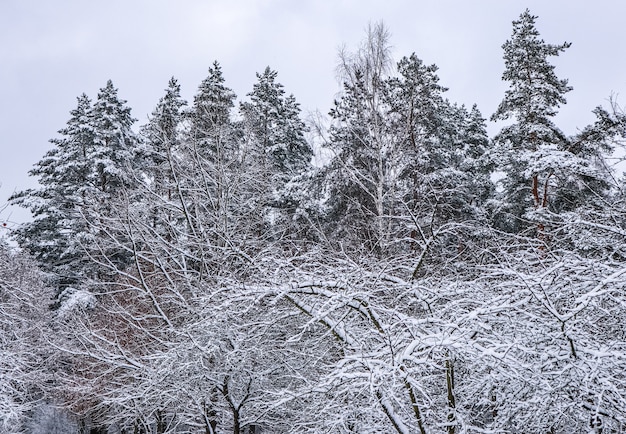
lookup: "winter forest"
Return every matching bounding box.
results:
[3,10,626,433]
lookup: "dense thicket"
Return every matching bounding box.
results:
[4,11,626,434]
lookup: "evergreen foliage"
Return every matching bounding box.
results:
[6,12,626,434]
[241,66,313,238]
[141,77,187,193]
[9,95,95,290]
[9,81,141,296]
[491,10,573,232]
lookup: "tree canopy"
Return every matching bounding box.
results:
[4,11,626,434]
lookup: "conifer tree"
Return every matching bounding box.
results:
[79,81,142,279]
[184,62,246,252]
[241,67,312,175]
[188,61,239,158]
[89,80,141,196]
[390,55,493,269]
[240,66,313,237]
[491,10,573,233]
[9,95,95,290]
[390,53,450,220]
[10,81,141,296]
[142,77,187,195]
[491,10,626,243]
[140,78,187,235]
[322,34,493,257]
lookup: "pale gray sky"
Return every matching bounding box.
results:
[2,0,625,227]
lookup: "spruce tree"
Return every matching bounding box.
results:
[184,62,245,251]
[140,77,187,236]
[10,81,141,298]
[188,61,239,157]
[89,80,141,196]
[240,66,313,237]
[142,77,187,193]
[81,80,142,279]
[241,67,312,175]
[9,94,95,290]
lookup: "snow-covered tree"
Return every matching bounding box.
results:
[321,25,493,260]
[389,54,493,270]
[492,10,626,255]
[241,66,313,239]
[491,10,577,234]
[9,94,95,291]
[0,242,52,432]
[182,61,257,256]
[80,80,144,283]
[89,80,141,195]
[10,81,142,295]
[187,61,236,147]
[141,77,187,198]
[320,22,398,253]
[9,13,626,434]
[139,77,188,242]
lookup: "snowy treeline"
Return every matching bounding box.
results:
[3,11,626,433]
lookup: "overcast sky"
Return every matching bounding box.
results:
[2,0,625,227]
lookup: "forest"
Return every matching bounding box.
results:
[2,10,626,433]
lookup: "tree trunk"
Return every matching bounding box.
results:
[446,356,456,434]
[233,408,241,434]
[156,409,166,434]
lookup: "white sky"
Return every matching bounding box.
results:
[2,0,625,227]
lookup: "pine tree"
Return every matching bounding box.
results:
[491,10,625,244]
[390,53,450,220]
[554,105,622,213]
[321,40,493,258]
[389,54,493,271]
[491,10,573,233]
[461,104,496,213]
